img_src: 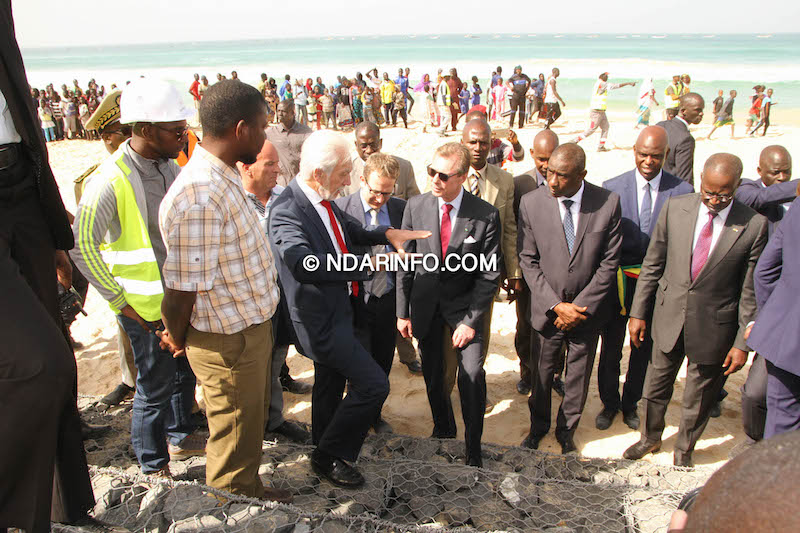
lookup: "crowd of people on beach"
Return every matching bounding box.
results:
[5,22,798,530]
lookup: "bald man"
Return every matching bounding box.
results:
[625,153,767,467]
[656,93,705,186]
[735,145,795,235]
[596,127,694,431]
[513,129,559,394]
[518,144,622,454]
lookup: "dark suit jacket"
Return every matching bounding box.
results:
[748,197,800,375]
[630,195,768,365]
[335,191,406,296]
[396,191,501,340]
[513,168,546,221]
[0,1,73,249]
[656,118,695,186]
[602,170,694,267]
[518,182,622,334]
[735,177,798,235]
[268,179,389,360]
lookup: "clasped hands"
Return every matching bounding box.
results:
[552,302,588,331]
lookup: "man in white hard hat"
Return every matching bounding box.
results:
[71,78,205,478]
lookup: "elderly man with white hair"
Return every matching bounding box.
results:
[268,130,429,487]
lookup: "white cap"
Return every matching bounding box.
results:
[120,78,194,124]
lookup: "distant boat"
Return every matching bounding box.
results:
[409,35,416,38]
[554,35,564,38]
[527,34,536,37]
[632,34,641,37]
[651,35,666,39]
[587,34,598,38]
[430,35,439,39]
[703,35,716,38]
[757,34,773,38]
[616,35,628,39]
[492,35,500,39]
[512,35,520,38]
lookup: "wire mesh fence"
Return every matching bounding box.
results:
[62,397,712,533]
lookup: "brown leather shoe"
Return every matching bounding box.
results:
[262,485,293,504]
[623,439,662,460]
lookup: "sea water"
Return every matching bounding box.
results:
[21,33,800,113]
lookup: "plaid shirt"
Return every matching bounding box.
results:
[159,145,279,334]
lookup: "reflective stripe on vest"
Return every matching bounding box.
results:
[590,80,607,111]
[99,156,164,321]
[665,83,681,108]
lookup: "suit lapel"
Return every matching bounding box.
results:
[623,172,640,227]
[483,166,500,206]
[546,192,571,258]
[695,201,747,282]
[294,181,337,253]
[423,194,442,259]
[448,193,474,253]
[570,184,594,262]
[683,195,702,286]
[653,175,672,225]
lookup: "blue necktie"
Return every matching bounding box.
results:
[562,199,575,254]
[640,182,652,235]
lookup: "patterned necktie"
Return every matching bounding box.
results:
[369,208,389,298]
[470,172,481,198]
[320,200,359,297]
[441,203,453,257]
[640,182,653,235]
[562,199,575,254]
[691,212,717,281]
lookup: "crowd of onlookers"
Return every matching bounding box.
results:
[32,79,110,142]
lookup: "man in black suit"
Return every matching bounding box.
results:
[0,2,94,530]
[397,142,501,467]
[269,130,427,487]
[624,154,768,467]
[596,126,694,432]
[512,129,559,395]
[335,153,406,434]
[656,93,705,186]
[518,144,622,454]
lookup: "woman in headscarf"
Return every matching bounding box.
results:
[636,77,658,128]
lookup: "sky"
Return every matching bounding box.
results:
[13,0,800,49]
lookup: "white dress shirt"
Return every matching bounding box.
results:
[0,87,22,144]
[557,182,585,229]
[675,115,689,130]
[635,170,661,215]
[298,178,344,254]
[692,201,732,254]
[437,187,465,228]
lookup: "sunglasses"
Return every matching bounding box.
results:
[427,165,461,182]
[154,124,189,140]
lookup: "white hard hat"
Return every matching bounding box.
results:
[120,78,194,124]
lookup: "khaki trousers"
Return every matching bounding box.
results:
[185,320,272,498]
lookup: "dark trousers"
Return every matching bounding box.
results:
[301,301,389,462]
[545,102,562,128]
[392,108,408,127]
[514,280,541,385]
[598,310,651,414]
[383,102,395,125]
[0,173,93,531]
[641,334,727,454]
[354,292,398,422]
[741,353,767,441]
[418,310,486,462]
[530,327,599,440]
[764,359,800,439]
[509,95,526,128]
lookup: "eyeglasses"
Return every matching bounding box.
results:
[701,189,733,202]
[154,124,189,140]
[427,165,461,182]
[366,185,393,198]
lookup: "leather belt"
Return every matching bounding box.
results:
[0,143,21,171]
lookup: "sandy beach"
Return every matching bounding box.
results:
[53,106,796,472]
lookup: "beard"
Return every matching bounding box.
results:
[317,175,344,201]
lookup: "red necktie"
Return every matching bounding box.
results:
[691,212,717,281]
[441,203,453,257]
[320,200,359,297]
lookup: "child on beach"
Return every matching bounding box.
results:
[38,99,56,142]
[393,87,408,128]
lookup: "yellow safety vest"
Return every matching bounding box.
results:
[665,83,682,108]
[590,80,608,111]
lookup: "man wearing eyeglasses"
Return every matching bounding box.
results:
[624,153,768,467]
[72,78,205,478]
[397,142,501,467]
[336,153,407,434]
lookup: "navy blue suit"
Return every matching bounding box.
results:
[268,179,391,462]
[735,178,798,235]
[748,197,800,438]
[335,192,406,380]
[598,170,693,415]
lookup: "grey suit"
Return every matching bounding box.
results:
[518,182,622,439]
[656,118,696,186]
[630,195,768,455]
[397,191,500,461]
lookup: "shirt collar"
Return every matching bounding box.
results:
[123,139,167,176]
[535,169,547,186]
[194,145,242,186]
[699,199,733,225]
[560,182,585,207]
[438,187,465,213]
[360,193,388,219]
[675,115,689,128]
[635,169,662,192]
[297,177,325,206]
[470,163,488,178]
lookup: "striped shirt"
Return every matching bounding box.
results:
[159,145,279,334]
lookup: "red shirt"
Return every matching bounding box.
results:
[189,80,200,101]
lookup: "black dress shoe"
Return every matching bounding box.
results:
[558,434,578,455]
[81,419,112,441]
[98,383,134,408]
[595,408,618,430]
[622,409,640,431]
[281,374,312,394]
[431,430,457,439]
[372,417,394,434]
[311,449,365,487]
[271,420,310,443]
[516,379,532,395]
[623,439,662,460]
[552,376,566,397]
[521,433,544,450]
[674,451,694,467]
[466,455,483,467]
[709,401,722,418]
[403,360,423,375]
